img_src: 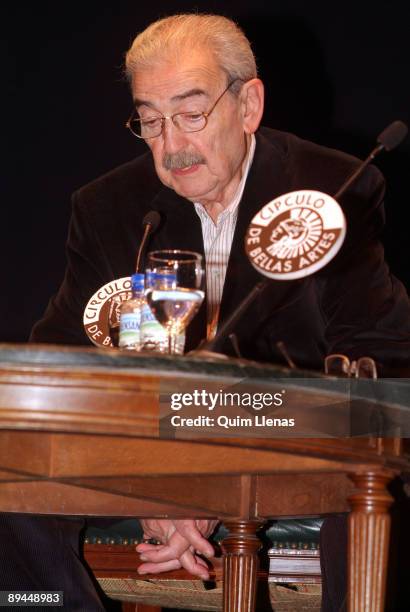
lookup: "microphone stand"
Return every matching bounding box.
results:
[333,143,384,200]
[135,223,152,273]
[195,280,270,353]
[135,211,161,273]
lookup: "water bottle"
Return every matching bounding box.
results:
[118,273,145,350]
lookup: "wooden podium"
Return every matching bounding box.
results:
[0,344,408,612]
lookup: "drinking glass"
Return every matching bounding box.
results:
[145,250,205,354]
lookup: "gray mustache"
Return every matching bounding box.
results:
[163,151,205,170]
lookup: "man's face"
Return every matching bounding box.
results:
[130,50,250,206]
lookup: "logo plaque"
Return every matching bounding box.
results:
[83,277,132,347]
[245,190,346,280]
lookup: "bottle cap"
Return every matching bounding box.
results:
[131,273,145,292]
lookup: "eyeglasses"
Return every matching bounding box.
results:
[324,354,378,379]
[126,79,242,139]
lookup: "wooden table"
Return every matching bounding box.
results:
[0,344,408,612]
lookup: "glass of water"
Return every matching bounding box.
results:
[145,250,205,355]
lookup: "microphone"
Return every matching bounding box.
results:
[135,211,161,272]
[333,120,408,200]
[377,120,408,151]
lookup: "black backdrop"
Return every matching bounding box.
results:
[4,0,410,342]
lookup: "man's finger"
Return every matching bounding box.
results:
[174,520,215,558]
[178,550,210,580]
[136,542,162,553]
[138,531,190,563]
[140,519,175,542]
[138,558,182,575]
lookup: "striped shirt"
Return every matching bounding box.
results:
[194,135,256,339]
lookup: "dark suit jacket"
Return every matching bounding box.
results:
[31,127,410,373]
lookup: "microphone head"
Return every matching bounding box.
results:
[377,120,408,151]
[142,210,161,232]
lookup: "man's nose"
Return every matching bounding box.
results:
[161,118,188,153]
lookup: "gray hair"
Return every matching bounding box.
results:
[125,14,257,93]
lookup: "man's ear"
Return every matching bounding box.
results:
[240,78,264,134]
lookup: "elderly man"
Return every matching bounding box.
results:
[2,12,409,612]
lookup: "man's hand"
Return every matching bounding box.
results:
[137,519,218,579]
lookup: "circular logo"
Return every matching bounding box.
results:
[83,277,132,347]
[245,190,346,280]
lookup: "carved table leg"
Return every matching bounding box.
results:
[348,471,395,612]
[220,519,264,612]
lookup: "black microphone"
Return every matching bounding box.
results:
[333,120,408,200]
[135,211,161,273]
[377,120,408,151]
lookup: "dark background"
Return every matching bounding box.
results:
[3,4,410,609]
[4,0,410,342]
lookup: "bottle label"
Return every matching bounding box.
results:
[141,304,157,324]
[119,313,141,348]
[139,304,186,354]
[140,304,167,351]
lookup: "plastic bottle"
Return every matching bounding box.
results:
[118,273,145,350]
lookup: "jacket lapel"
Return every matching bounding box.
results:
[219,129,294,326]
